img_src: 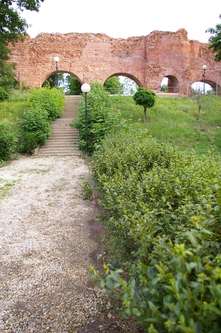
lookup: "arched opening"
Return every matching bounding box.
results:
[191,80,220,95]
[160,75,179,93]
[42,71,82,95]
[104,73,140,96]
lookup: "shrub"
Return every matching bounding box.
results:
[0,87,9,102]
[91,128,221,332]
[29,87,65,121]
[95,227,221,333]
[8,90,30,102]
[71,81,127,155]
[19,131,38,155]
[19,107,51,155]
[0,121,17,160]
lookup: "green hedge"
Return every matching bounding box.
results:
[29,87,65,121]
[91,129,221,332]
[19,107,51,155]
[0,121,17,160]
[0,87,65,159]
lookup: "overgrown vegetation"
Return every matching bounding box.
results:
[71,85,221,332]
[91,130,221,332]
[71,81,127,155]
[1,82,221,331]
[0,87,65,159]
[29,86,65,121]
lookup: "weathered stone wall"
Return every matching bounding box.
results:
[9,29,221,94]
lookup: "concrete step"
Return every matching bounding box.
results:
[37,95,82,156]
[40,141,78,146]
[38,151,81,156]
[47,132,76,136]
[48,134,78,137]
[39,148,79,153]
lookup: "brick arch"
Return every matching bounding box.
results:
[167,75,179,93]
[104,72,142,87]
[199,79,221,94]
[191,77,221,94]
[191,79,221,95]
[9,29,221,95]
[42,70,82,86]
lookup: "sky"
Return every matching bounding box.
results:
[21,0,221,43]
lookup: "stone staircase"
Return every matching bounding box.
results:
[37,95,82,156]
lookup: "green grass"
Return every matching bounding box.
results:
[0,180,17,199]
[0,90,30,126]
[1,91,221,157]
[110,95,221,155]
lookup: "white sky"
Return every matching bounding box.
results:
[21,0,221,43]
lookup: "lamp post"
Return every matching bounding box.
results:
[54,56,59,86]
[202,64,207,95]
[81,83,91,154]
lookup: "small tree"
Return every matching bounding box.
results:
[133,87,156,121]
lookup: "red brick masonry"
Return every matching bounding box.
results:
[9,28,221,95]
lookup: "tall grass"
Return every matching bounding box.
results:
[0,101,30,122]
[110,95,221,155]
[0,90,30,125]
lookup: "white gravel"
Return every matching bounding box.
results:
[0,155,102,332]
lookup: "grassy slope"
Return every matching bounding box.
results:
[0,90,30,127]
[1,92,221,156]
[110,95,221,155]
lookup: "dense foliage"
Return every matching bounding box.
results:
[0,121,18,160]
[91,129,221,332]
[19,106,51,155]
[0,87,65,159]
[206,14,221,61]
[65,75,82,95]
[29,87,65,121]
[104,76,123,94]
[71,81,126,155]
[19,87,65,154]
[0,87,9,101]
[0,0,44,90]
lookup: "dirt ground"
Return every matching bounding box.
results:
[0,155,143,333]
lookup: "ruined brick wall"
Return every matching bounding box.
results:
[9,29,221,95]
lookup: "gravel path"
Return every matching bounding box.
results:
[0,155,103,333]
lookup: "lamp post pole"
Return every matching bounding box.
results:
[202,65,207,95]
[81,83,91,154]
[54,56,59,87]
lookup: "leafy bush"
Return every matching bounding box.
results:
[29,87,65,121]
[71,81,127,155]
[95,227,221,333]
[8,89,30,102]
[0,87,9,102]
[91,128,221,332]
[19,107,51,155]
[0,87,65,159]
[0,121,17,160]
